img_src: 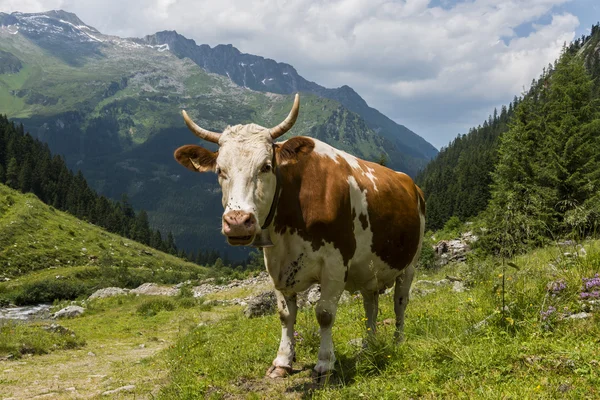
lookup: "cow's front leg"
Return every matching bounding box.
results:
[267,290,298,378]
[313,277,344,378]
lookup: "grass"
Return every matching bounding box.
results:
[158,240,600,399]
[0,294,234,399]
[0,183,207,303]
[0,323,86,359]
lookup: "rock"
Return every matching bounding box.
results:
[348,338,363,347]
[52,305,84,319]
[87,352,96,357]
[452,281,467,293]
[130,283,178,296]
[567,312,592,320]
[174,280,192,289]
[88,287,129,300]
[42,323,74,336]
[411,287,436,297]
[558,240,576,247]
[102,385,135,396]
[244,291,276,318]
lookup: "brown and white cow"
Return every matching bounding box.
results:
[174,94,425,379]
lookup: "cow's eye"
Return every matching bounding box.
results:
[260,163,272,173]
[215,167,222,175]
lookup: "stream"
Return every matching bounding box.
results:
[0,304,52,321]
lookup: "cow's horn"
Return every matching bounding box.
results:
[182,110,221,144]
[270,93,300,139]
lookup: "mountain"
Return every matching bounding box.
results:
[0,10,436,259]
[138,31,438,164]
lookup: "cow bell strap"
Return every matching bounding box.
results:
[261,143,282,230]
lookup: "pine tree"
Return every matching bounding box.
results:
[5,157,19,189]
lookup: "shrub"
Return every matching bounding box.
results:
[14,279,89,305]
[136,298,176,316]
[417,234,437,269]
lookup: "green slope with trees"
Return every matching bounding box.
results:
[418,24,600,250]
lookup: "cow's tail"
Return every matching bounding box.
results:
[415,184,426,218]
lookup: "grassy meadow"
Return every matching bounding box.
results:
[2,237,597,398]
[1,184,599,398]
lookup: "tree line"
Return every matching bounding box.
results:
[0,115,179,254]
[418,23,600,255]
[0,115,260,269]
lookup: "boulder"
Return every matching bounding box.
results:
[88,287,129,300]
[52,305,84,319]
[130,283,178,296]
[244,291,276,318]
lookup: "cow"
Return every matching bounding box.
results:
[174,94,425,379]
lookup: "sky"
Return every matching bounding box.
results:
[1,0,598,149]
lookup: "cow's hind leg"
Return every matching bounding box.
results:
[361,290,379,336]
[267,290,298,378]
[394,264,415,343]
[313,277,344,378]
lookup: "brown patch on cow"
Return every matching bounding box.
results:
[273,137,423,271]
[174,145,218,172]
[276,137,315,165]
[354,159,423,270]
[274,138,356,266]
[358,213,369,230]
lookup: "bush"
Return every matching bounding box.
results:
[177,297,198,309]
[417,234,437,269]
[136,298,176,316]
[14,279,89,305]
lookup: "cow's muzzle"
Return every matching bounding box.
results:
[222,211,257,246]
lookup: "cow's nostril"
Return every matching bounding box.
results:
[244,218,254,227]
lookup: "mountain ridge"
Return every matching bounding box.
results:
[138,29,438,162]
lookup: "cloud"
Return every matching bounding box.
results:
[0,0,580,148]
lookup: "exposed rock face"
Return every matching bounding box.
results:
[52,305,84,319]
[434,231,478,265]
[130,283,178,296]
[88,287,129,300]
[244,291,277,318]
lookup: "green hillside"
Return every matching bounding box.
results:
[418,23,600,239]
[0,183,206,304]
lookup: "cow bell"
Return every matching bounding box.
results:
[251,229,274,248]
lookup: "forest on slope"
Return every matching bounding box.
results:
[418,23,600,254]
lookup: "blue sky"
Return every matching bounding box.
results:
[1,0,598,149]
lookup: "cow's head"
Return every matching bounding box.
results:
[174,94,313,246]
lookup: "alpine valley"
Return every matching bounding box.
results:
[0,10,437,258]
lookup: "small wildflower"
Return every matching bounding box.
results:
[540,306,556,321]
[547,279,567,296]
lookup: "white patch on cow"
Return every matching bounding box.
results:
[312,139,361,169]
[362,166,379,191]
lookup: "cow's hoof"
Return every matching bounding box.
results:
[266,365,291,379]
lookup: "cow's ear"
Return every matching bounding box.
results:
[276,137,315,165]
[174,145,218,173]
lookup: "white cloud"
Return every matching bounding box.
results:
[0,0,580,148]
